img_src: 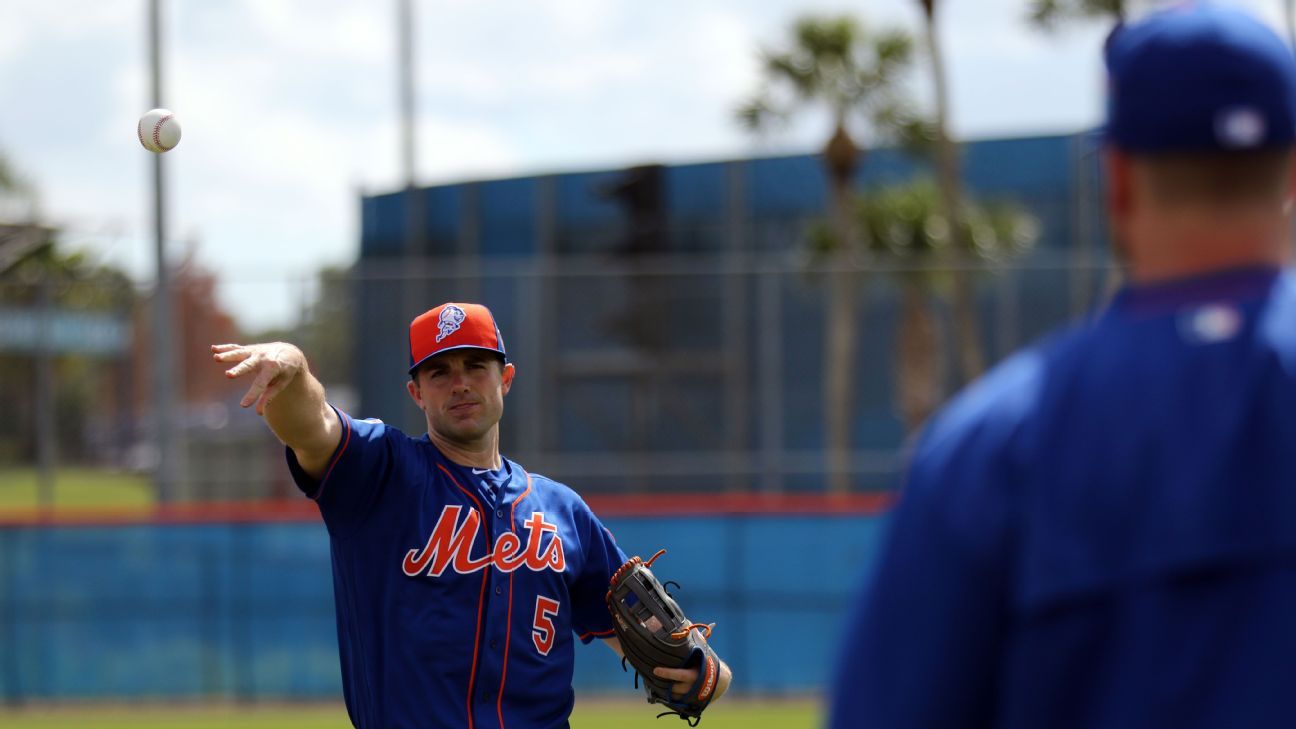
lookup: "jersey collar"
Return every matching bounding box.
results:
[1110,265,1282,316]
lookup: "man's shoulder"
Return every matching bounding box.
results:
[507,462,592,509]
[510,464,571,494]
[335,409,418,441]
[915,321,1099,468]
[925,340,1051,446]
[333,410,438,466]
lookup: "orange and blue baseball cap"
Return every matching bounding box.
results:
[408,302,508,375]
[1104,3,1296,153]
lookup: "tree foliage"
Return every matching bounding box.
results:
[737,14,921,154]
[807,181,1038,267]
[1029,0,1127,30]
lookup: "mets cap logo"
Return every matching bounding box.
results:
[437,305,467,342]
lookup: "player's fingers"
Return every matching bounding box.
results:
[211,343,244,353]
[224,353,263,378]
[215,348,251,364]
[240,364,278,409]
[653,666,698,693]
[255,376,290,416]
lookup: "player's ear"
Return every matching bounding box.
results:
[1105,148,1133,217]
[500,362,516,396]
[1104,148,1134,260]
[406,378,423,407]
[1283,148,1296,214]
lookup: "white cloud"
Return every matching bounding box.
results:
[2,0,1165,331]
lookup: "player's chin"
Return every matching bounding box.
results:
[438,416,494,442]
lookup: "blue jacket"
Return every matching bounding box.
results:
[830,267,1296,729]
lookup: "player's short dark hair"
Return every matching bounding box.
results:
[1137,148,1294,208]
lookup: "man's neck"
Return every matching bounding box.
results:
[427,428,501,470]
[1125,212,1290,284]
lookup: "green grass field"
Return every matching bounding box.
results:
[0,699,821,728]
[0,468,153,512]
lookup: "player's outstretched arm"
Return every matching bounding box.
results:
[212,342,342,478]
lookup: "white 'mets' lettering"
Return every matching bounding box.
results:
[402,506,566,577]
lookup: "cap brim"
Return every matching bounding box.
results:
[408,345,509,375]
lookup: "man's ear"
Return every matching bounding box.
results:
[501,363,516,396]
[1105,148,1133,219]
[1284,149,1296,215]
[406,378,423,408]
[1104,148,1134,262]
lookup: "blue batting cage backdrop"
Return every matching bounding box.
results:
[351,133,1108,494]
[0,501,887,702]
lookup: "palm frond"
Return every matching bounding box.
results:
[1029,0,1124,31]
[763,50,820,98]
[738,13,917,146]
[735,94,782,132]
[0,153,25,194]
[793,16,858,64]
[850,180,1039,262]
[1028,0,1067,30]
[872,30,914,76]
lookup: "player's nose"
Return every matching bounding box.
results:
[448,369,472,391]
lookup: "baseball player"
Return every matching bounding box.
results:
[212,302,731,728]
[830,5,1296,728]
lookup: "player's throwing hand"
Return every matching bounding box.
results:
[211,342,307,415]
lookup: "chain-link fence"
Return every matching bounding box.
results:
[1,250,1117,504]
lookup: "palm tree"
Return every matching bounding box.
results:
[0,152,43,272]
[0,153,17,192]
[0,150,38,222]
[1028,0,1127,30]
[915,0,985,388]
[1027,0,1128,316]
[850,181,1038,431]
[738,14,917,493]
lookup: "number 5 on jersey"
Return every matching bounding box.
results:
[533,596,560,655]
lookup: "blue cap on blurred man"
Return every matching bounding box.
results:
[1105,2,1296,153]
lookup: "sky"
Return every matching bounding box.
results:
[0,0,1288,331]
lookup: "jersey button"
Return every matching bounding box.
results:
[490,639,498,649]
[495,509,505,519]
[495,585,502,595]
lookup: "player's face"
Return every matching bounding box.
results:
[407,350,514,445]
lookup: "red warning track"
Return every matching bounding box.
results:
[0,491,894,528]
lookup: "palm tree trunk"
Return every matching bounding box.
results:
[922,2,984,386]
[824,184,859,494]
[895,276,943,433]
[823,118,861,493]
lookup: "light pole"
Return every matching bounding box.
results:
[1286,0,1296,49]
[399,0,426,378]
[149,0,178,502]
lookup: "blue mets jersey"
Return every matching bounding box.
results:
[830,267,1296,729]
[287,411,626,729]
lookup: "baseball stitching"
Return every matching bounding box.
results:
[151,114,174,151]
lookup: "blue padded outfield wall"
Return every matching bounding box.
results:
[0,511,887,702]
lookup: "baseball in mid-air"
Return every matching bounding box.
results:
[137,108,181,153]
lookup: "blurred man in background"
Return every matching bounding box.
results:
[830,5,1296,728]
